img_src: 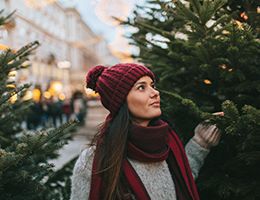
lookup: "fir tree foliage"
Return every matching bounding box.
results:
[0,12,78,200]
[125,0,260,199]
[161,90,260,199]
[224,0,260,34]
[124,0,260,111]
[160,89,205,142]
[197,100,260,200]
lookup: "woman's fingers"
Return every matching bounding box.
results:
[194,122,222,148]
[195,123,204,133]
[211,130,221,146]
[202,125,221,146]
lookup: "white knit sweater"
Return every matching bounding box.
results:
[70,138,209,200]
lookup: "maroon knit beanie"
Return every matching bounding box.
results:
[86,63,155,116]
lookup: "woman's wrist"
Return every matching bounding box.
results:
[192,136,210,150]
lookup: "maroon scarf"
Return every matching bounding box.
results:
[89,120,200,200]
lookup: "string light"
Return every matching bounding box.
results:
[219,64,227,69]
[219,64,233,72]
[204,79,212,85]
[240,12,248,20]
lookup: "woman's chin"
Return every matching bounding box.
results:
[148,109,162,119]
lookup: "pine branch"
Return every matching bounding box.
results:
[0,84,30,105]
[1,120,78,173]
[0,10,15,26]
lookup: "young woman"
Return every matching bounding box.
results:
[70,63,221,200]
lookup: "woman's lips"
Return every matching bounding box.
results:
[150,101,160,107]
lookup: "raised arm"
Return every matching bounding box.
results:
[185,124,221,179]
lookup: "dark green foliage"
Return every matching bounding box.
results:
[0,122,77,200]
[124,0,260,111]
[197,100,260,200]
[224,0,260,33]
[125,0,260,199]
[0,12,78,200]
[0,9,15,26]
[45,156,78,200]
[160,90,206,142]
[0,41,39,146]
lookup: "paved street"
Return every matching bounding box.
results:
[51,100,108,170]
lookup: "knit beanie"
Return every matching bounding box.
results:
[86,63,155,116]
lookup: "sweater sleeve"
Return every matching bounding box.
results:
[70,147,94,200]
[185,138,210,180]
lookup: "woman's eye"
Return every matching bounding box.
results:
[151,84,157,89]
[137,85,145,90]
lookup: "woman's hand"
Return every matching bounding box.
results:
[192,123,221,149]
[192,112,223,149]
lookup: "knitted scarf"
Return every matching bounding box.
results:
[89,120,200,200]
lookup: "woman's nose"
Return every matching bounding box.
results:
[150,87,160,97]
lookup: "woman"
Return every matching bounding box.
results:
[70,63,221,200]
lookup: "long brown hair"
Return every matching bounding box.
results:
[91,103,131,199]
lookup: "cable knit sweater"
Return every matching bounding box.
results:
[70,138,209,200]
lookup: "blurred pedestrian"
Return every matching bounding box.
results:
[62,98,72,122]
[49,97,62,127]
[70,63,222,200]
[71,91,87,126]
[27,101,42,130]
[40,97,50,127]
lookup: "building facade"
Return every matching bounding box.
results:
[0,0,117,99]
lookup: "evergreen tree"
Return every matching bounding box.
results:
[124,0,260,199]
[161,91,260,200]
[224,0,259,33]
[124,0,259,111]
[0,11,77,200]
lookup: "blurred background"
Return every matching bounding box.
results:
[0,0,143,170]
[0,0,144,101]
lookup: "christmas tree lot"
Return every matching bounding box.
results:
[0,11,78,200]
[124,0,260,199]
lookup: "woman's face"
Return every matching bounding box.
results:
[127,76,161,126]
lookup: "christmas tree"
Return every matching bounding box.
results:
[0,11,77,200]
[124,0,259,111]
[124,0,260,199]
[224,0,259,33]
